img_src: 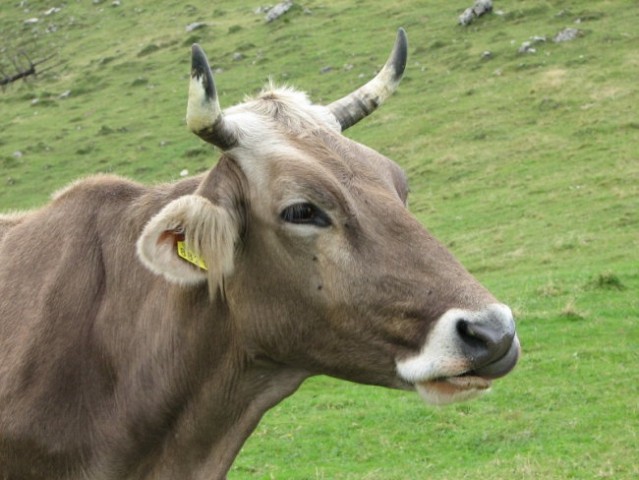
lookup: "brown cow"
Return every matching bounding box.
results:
[0,29,519,479]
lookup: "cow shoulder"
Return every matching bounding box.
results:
[0,211,30,244]
[51,173,146,205]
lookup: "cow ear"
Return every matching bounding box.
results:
[137,195,238,290]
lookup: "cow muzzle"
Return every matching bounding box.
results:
[396,303,520,405]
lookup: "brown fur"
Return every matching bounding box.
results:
[0,89,501,479]
[0,211,29,244]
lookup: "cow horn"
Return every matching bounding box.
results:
[186,44,238,150]
[328,28,408,131]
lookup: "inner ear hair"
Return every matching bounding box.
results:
[137,195,238,295]
[173,196,238,297]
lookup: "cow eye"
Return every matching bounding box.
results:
[280,202,332,228]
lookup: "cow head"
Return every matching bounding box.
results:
[138,29,519,405]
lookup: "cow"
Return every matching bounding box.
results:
[0,29,519,479]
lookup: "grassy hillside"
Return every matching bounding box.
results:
[1,0,637,478]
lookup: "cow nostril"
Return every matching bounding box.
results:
[456,319,487,351]
[455,316,514,368]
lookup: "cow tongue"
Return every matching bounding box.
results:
[419,375,491,393]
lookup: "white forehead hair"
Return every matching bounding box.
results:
[227,84,341,139]
[218,85,342,184]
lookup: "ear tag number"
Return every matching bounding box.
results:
[176,241,208,271]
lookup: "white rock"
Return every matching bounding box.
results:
[185,22,207,32]
[265,1,293,23]
[554,28,581,43]
[458,7,474,26]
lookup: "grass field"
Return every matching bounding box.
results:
[1,0,638,478]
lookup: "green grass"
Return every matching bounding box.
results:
[1,0,638,478]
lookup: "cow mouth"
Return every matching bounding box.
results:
[396,324,520,405]
[410,371,493,405]
[419,337,520,398]
[407,338,520,405]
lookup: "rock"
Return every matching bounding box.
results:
[180,169,189,177]
[518,42,535,54]
[265,1,293,23]
[44,7,61,16]
[518,36,546,54]
[59,90,71,99]
[24,17,39,24]
[319,66,333,74]
[459,0,492,25]
[473,0,493,16]
[458,8,474,26]
[554,27,581,43]
[185,22,207,32]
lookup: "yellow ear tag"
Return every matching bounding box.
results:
[176,240,208,271]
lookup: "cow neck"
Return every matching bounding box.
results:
[142,286,309,480]
[189,365,308,479]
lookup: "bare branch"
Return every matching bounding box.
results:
[0,52,57,87]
